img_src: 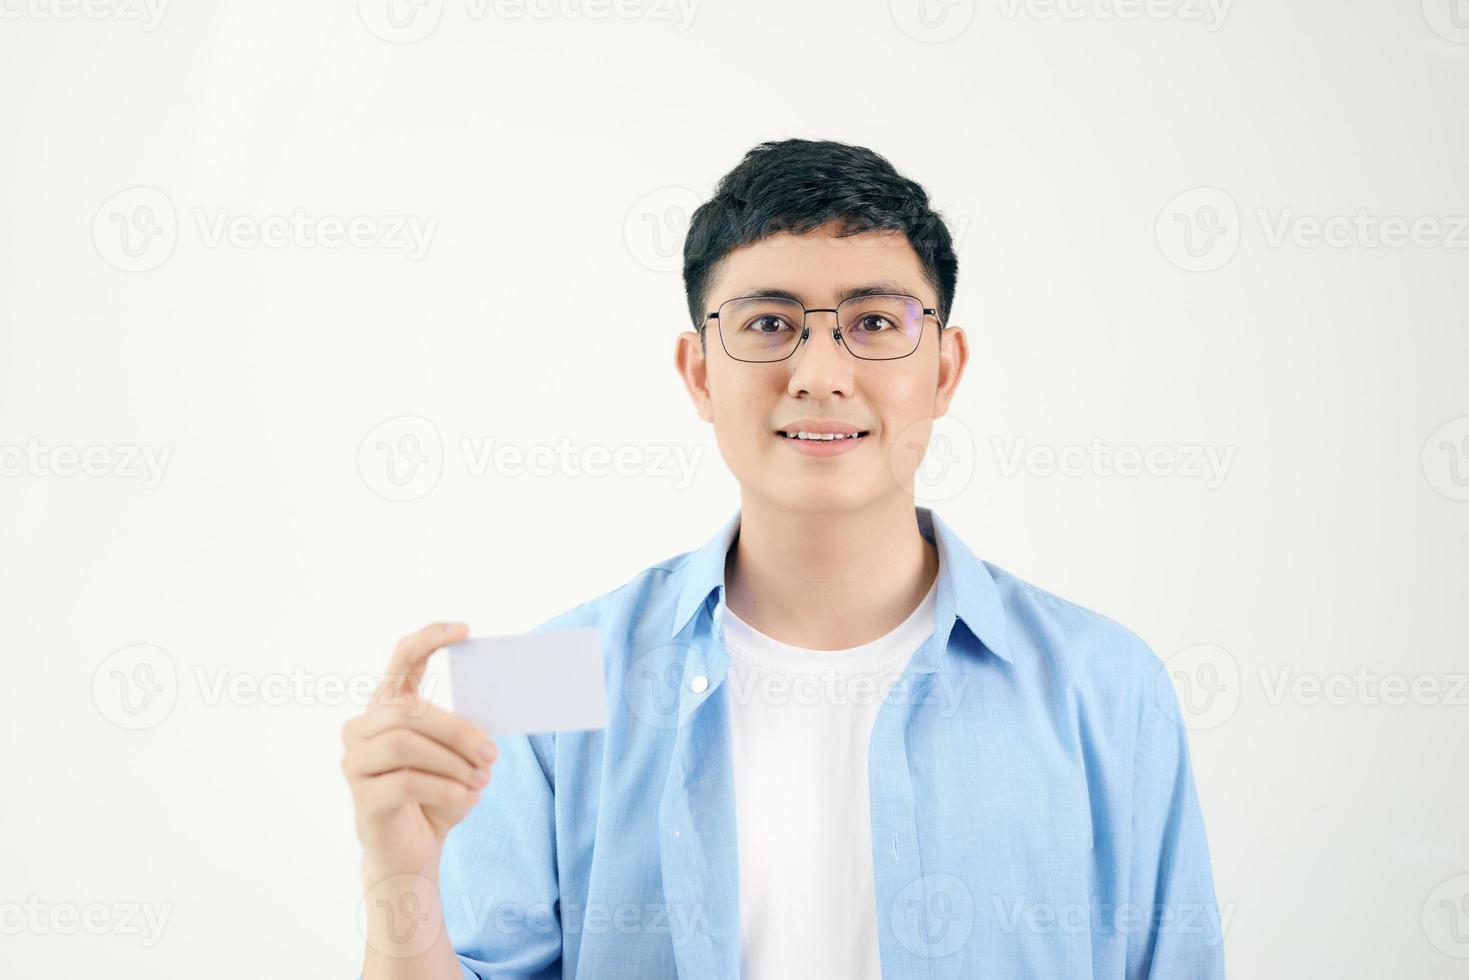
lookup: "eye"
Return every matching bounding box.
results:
[850,313,895,333]
[745,314,795,334]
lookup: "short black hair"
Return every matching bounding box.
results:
[682,138,959,337]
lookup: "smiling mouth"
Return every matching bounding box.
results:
[776,430,870,441]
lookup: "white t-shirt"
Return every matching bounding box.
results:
[722,574,939,980]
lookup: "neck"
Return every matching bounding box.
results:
[723,492,939,650]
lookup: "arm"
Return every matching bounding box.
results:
[437,731,562,979]
[1126,685,1228,979]
[345,622,561,980]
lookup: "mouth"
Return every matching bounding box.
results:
[774,427,872,456]
[776,429,870,442]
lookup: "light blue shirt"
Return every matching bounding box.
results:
[430,506,1226,978]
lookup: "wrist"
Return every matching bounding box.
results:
[360,850,442,891]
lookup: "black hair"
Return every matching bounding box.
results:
[682,138,959,338]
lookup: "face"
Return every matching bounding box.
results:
[675,220,969,515]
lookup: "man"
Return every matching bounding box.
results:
[343,138,1226,979]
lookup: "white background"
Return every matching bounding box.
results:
[2,1,1467,976]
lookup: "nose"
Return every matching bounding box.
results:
[785,309,853,400]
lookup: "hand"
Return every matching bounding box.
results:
[341,622,497,883]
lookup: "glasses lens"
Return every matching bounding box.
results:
[718,297,804,361]
[839,295,924,359]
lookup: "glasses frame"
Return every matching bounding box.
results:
[701,292,944,363]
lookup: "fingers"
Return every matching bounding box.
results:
[376,622,469,700]
[343,697,497,771]
[355,768,481,820]
[347,727,491,790]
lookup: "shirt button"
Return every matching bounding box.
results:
[690,675,709,694]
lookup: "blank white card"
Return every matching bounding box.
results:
[446,628,609,737]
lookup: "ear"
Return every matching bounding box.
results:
[675,329,715,423]
[932,324,969,418]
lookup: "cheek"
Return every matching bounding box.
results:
[871,376,933,433]
[707,376,771,459]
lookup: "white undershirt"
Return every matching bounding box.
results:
[722,575,938,980]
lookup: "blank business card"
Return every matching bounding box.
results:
[446,628,608,737]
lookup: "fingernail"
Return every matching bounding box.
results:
[478,741,495,763]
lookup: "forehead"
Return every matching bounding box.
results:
[707,224,931,305]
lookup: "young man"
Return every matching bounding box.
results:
[343,139,1226,979]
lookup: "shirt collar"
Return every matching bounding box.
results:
[668,505,1013,664]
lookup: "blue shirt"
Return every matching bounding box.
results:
[433,506,1226,978]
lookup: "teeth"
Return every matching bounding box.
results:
[783,431,862,440]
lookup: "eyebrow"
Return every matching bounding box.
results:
[727,280,918,306]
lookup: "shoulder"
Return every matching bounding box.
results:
[525,546,697,643]
[512,549,697,764]
[982,561,1168,727]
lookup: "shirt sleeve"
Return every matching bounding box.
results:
[437,730,562,980]
[1126,682,1227,979]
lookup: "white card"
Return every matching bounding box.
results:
[446,628,608,737]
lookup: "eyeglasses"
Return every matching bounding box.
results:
[701,293,942,363]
